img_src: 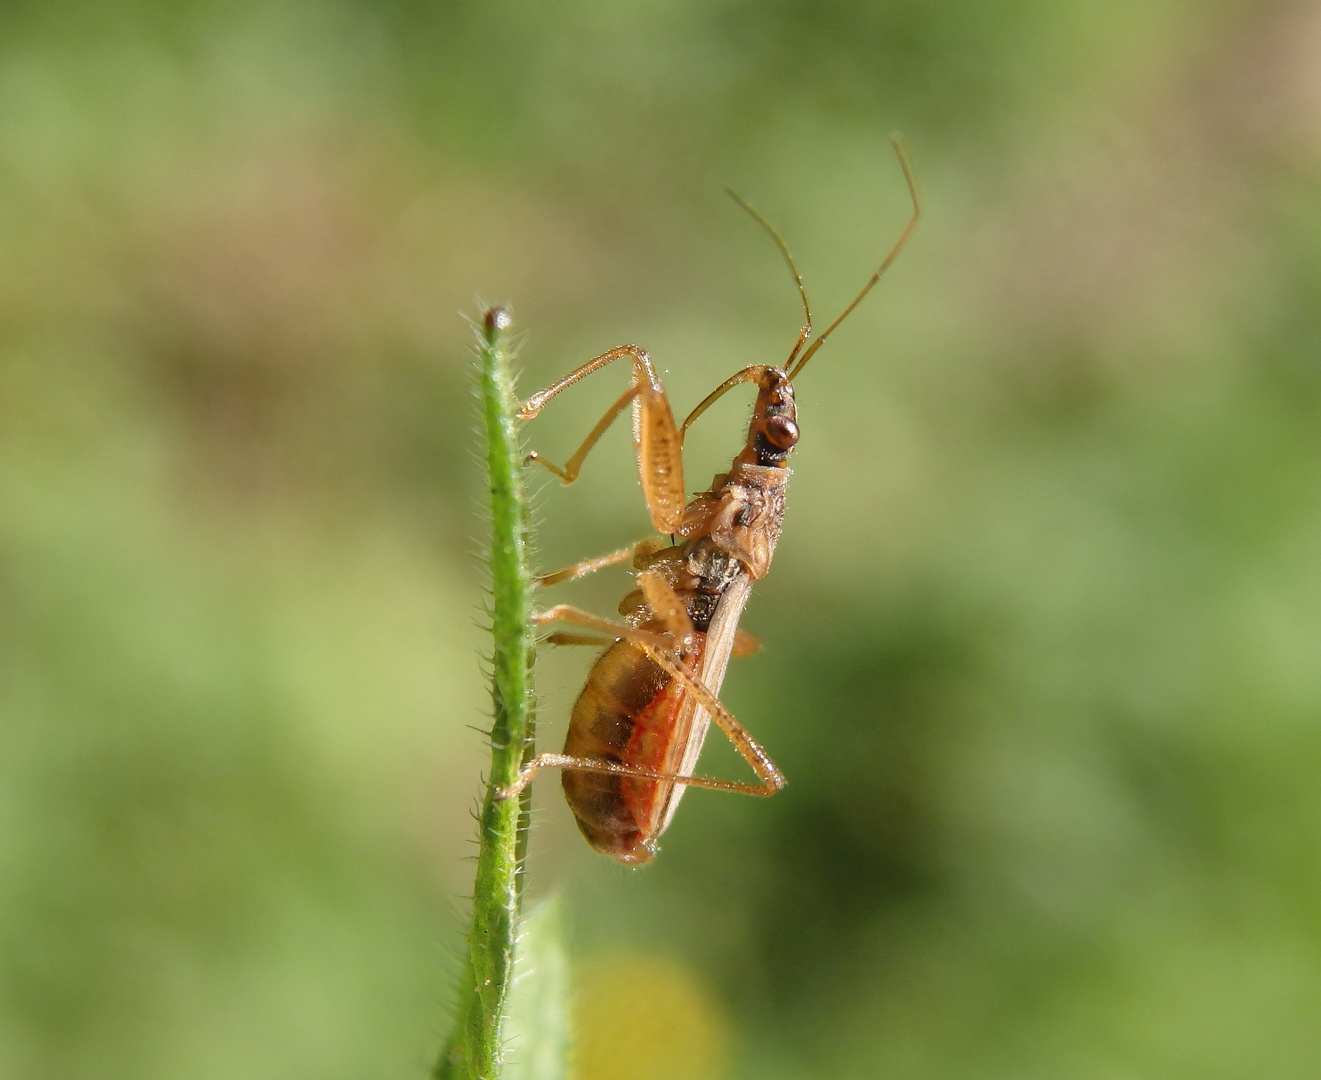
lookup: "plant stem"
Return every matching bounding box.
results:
[436,307,536,1080]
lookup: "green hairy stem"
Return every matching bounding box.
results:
[436,307,536,1080]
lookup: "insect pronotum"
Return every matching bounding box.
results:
[500,139,921,864]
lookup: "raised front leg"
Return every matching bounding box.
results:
[518,344,686,534]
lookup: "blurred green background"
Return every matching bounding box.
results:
[5,0,1321,1077]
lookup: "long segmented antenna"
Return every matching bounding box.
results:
[787,136,921,381]
[727,188,814,370]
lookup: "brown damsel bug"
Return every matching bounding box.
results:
[500,139,920,864]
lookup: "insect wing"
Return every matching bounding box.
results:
[655,571,754,835]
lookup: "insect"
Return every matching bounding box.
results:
[499,139,920,864]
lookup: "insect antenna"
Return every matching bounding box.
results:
[726,188,814,370]
[787,136,921,381]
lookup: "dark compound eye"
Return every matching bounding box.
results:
[763,415,799,450]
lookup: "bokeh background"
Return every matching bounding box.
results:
[6,1,1321,1077]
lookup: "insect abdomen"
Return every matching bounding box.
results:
[561,639,702,864]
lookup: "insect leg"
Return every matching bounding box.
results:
[538,604,751,656]
[530,604,674,651]
[536,542,640,587]
[638,646,784,792]
[543,632,614,647]
[535,537,670,588]
[636,570,695,641]
[523,382,641,484]
[519,604,784,796]
[503,618,773,798]
[518,344,660,419]
[732,628,761,656]
[499,752,785,800]
[518,344,685,534]
[504,614,780,799]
